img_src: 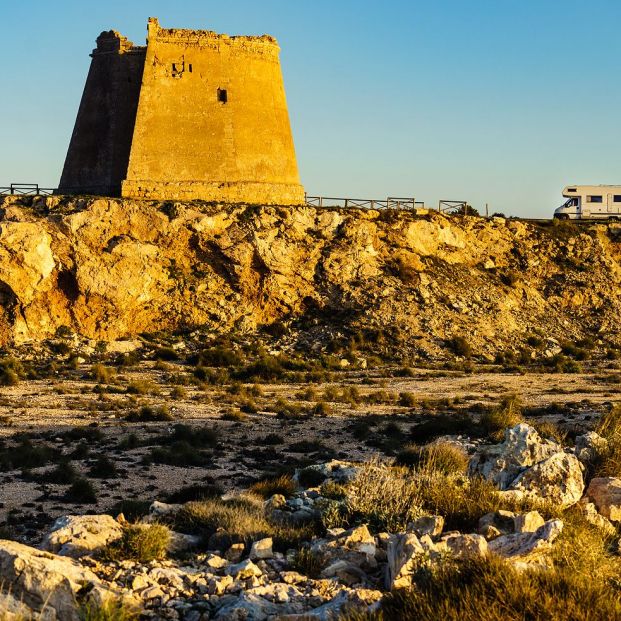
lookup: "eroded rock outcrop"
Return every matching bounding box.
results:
[2,195,621,356]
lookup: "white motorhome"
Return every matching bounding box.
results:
[554,185,621,220]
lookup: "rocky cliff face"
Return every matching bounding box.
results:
[1,195,621,358]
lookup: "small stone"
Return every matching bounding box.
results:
[224,543,245,562]
[407,515,444,538]
[249,538,273,560]
[225,559,262,580]
[514,511,545,533]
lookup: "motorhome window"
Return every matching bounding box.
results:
[614,195,621,202]
[567,188,577,192]
[587,195,603,203]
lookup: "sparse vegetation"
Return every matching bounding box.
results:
[101,524,170,562]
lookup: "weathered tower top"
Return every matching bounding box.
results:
[58,18,305,205]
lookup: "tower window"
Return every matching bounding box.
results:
[217,88,228,103]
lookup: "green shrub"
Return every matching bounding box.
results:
[88,456,117,479]
[166,483,223,503]
[193,346,243,367]
[594,404,621,477]
[67,478,97,504]
[41,461,78,484]
[170,386,187,399]
[126,380,161,395]
[398,392,417,407]
[153,347,179,361]
[109,500,151,522]
[125,405,173,422]
[292,547,322,578]
[101,524,170,562]
[222,409,247,422]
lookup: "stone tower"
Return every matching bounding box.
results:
[58,18,305,205]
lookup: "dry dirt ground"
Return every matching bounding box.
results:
[0,360,619,543]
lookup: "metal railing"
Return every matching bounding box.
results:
[0,184,55,196]
[438,200,470,214]
[305,195,423,210]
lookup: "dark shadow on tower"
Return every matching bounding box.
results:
[58,31,146,196]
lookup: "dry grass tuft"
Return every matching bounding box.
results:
[101,524,170,562]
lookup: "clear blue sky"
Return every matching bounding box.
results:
[2,0,620,217]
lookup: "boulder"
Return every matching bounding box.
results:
[386,533,425,589]
[586,477,621,522]
[225,559,262,579]
[509,452,584,508]
[438,533,488,558]
[41,514,123,558]
[0,539,117,621]
[575,432,609,465]
[469,424,560,490]
[488,519,563,561]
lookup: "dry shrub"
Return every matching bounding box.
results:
[480,393,524,441]
[347,555,621,621]
[250,475,297,499]
[551,507,621,585]
[594,404,621,477]
[91,363,116,384]
[176,493,315,550]
[396,441,468,475]
[344,461,423,532]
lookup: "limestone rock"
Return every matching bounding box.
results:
[469,424,560,490]
[488,519,563,561]
[386,533,425,590]
[514,511,545,533]
[509,452,584,508]
[575,432,609,464]
[580,501,617,535]
[249,537,273,560]
[407,515,444,539]
[438,533,488,558]
[225,558,262,579]
[0,539,115,621]
[586,477,621,522]
[41,514,123,558]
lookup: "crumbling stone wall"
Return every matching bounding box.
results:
[58,32,145,196]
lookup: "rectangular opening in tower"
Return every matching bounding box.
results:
[217,88,228,103]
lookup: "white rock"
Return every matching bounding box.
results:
[575,431,609,464]
[386,533,425,590]
[439,533,488,558]
[249,538,273,560]
[0,539,118,621]
[513,511,545,533]
[488,519,563,561]
[41,514,123,558]
[469,424,560,489]
[225,558,262,579]
[509,452,584,508]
